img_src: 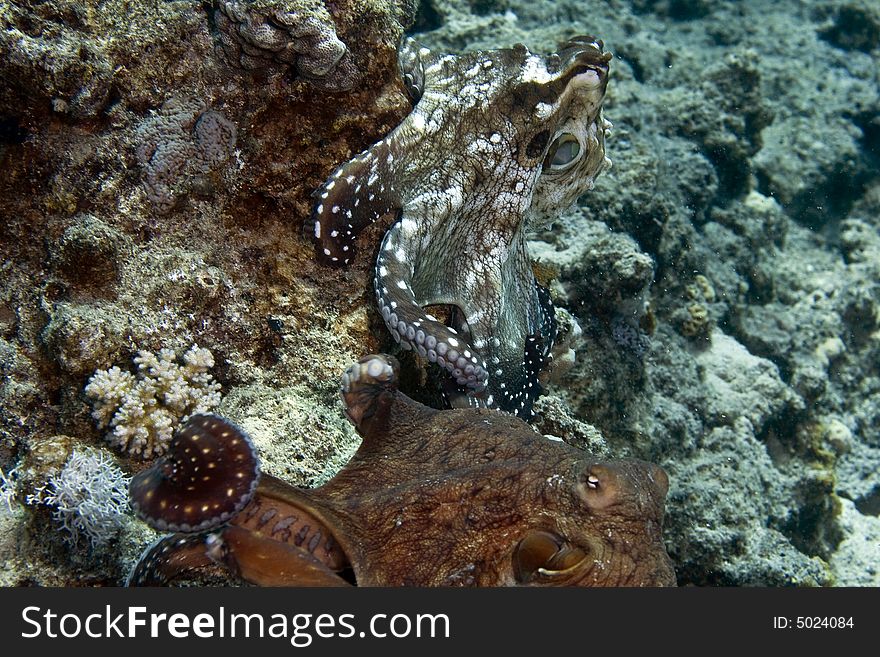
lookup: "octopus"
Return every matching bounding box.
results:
[128,355,675,587]
[313,36,613,418]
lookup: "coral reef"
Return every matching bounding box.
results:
[0,0,877,587]
[85,346,222,458]
[816,0,880,53]
[0,1,114,118]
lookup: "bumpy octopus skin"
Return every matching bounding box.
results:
[128,356,675,587]
[313,37,612,418]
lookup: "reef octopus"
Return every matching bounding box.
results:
[313,37,613,418]
[128,355,675,587]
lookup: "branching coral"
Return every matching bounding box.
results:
[26,448,130,548]
[85,346,222,458]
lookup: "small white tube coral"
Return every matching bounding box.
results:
[26,448,130,548]
[0,465,21,513]
[85,345,222,458]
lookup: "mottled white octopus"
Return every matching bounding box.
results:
[313,36,612,418]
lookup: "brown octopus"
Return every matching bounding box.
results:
[128,355,675,586]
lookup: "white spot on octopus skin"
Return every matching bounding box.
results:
[396,280,408,290]
[314,221,321,238]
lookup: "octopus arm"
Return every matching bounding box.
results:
[313,136,404,266]
[397,37,431,103]
[127,534,215,586]
[209,525,352,587]
[374,217,490,395]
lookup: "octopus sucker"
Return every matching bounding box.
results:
[313,36,612,418]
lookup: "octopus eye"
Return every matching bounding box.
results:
[512,530,588,584]
[577,464,623,510]
[543,133,581,170]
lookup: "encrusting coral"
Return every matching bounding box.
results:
[215,0,358,90]
[134,97,237,212]
[85,346,222,458]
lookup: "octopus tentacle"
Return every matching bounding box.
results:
[129,414,260,533]
[397,37,430,103]
[374,221,490,394]
[205,525,351,587]
[312,137,404,266]
[340,354,399,437]
[127,533,214,586]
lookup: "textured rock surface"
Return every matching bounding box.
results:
[0,0,878,586]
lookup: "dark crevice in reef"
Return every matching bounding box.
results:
[776,485,844,561]
[857,112,880,170]
[410,0,443,34]
[855,485,880,516]
[0,116,27,146]
[201,1,219,35]
[817,4,880,53]
[754,168,866,234]
[469,0,507,17]
[613,48,646,84]
[631,0,712,21]
[757,414,845,561]
[707,148,751,201]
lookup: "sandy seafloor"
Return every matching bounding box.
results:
[0,0,878,586]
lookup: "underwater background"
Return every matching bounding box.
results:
[0,0,878,586]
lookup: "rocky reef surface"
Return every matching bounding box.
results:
[1,0,878,586]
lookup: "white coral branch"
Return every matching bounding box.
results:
[85,345,222,458]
